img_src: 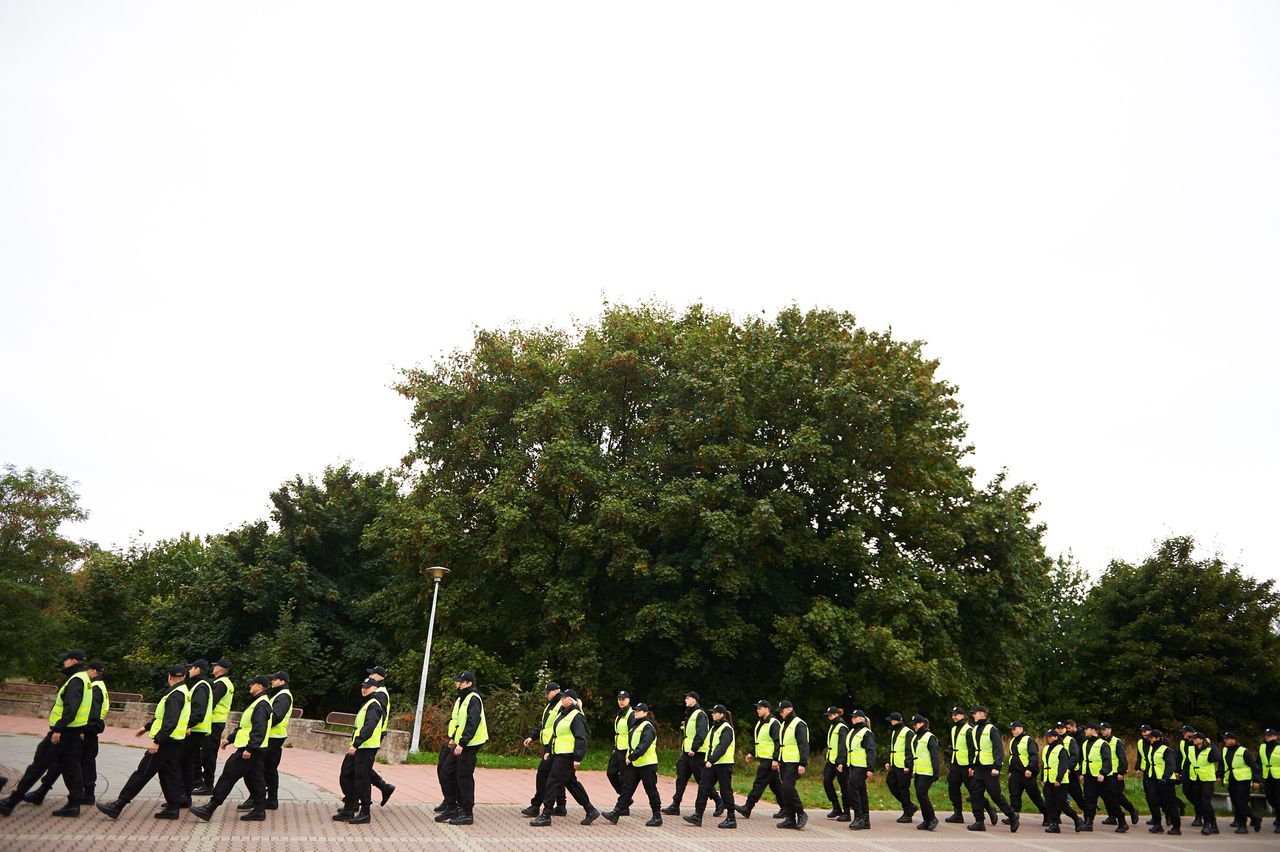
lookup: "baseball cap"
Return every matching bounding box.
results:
[754,699,772,709]
[543,681,560,693]
[166,664,187,677]
[360,677,378,687]
[454,671,475,683]
[60,649,86,662]
[886,711,903,722]
[710,704,728,714]
[617,690,630,699]
[684,691,700,701]
[273,671,290,683]
[909,713,927,724]
[634,702,649,712]
[951,706,966,714]
[366,666,387,677]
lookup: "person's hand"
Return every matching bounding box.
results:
[1096,774,1104,782]
[744,754,753,763]
[797,765,806,775]
[573,761,581,769]
[884,762,890,771]
[1117,774,1124,781]
[453,745,462,756]
[542,752,549,761]
[1024,770,1031,779]
[967,767,973,777]
[221,739,230,751]
[147,745,158,755]
[625,758,631,766]
[705,761,712,769]
[51,732,61,744]
[991,768,998,777]
[686,750,695,757]
[135,728,146,738]
[347,747,356,756]
[1053,781,1061,787]
[523,737,533,748]
[241,750,251,760]
[771,761,779,771]
[446,739,454,749]
[837,764,844,772]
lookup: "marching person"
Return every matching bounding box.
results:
[945,706,972,823]
[364,667,396,806]
[662,691,721,816]
[530,689,599,826]
[22,659,109,809]
[96,664,192,820]
[602,702,663,826]
[966,705,1016,832]
[182,660,214,800]
[520,681,566,817]
[884,711,916,824]
[775,700,809,830]
[1179,724,1198,821]
[0,649,92,818]
[1220,732,1262,834]
[683,704,736,828]
[1052,720,1086,812]
[251,671,292,811]
[1135,724,1160,823]
[822,706,849,821]
[1098,722,1139,826]
[909,714,941,831]
[200,659,235,794]
[1041,728,1083,833]
[190,674,273,823]
[1261,728,1280,833]
[1145,729,1183,835]
[435,671,489,826]
[1006,721,1046,825]
[735,699,783,819]
[1080,721,1125,832]
[1187,730,1220,835]
[842,709,876,830]
[606,691,634,803]
[332,677,385,825]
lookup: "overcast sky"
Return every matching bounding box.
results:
[2,1,1277,581]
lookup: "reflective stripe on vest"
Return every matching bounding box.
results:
[614,707,634,750]
[754,717,779,760]
[826,722,848,763]
[268,688,293,739]
[780,716,803,763]
[233,693,272,749]
[91,680,109,721]
[631,719,658,767]
[1223,746,1253,782]
[50,671,92,729]
[912,730,936,776]
[552,707,580,755]
[975,723,996,766]
[845,726,870,767]
[1043,742,1065,783]
[149,683,191,741]
[1261,743,1280,780]
[682,708,708,754]
[210,676,235,724]
[712,720,736,765]
[450,691,489,747]
[890,726,908,768]
[189,680,213,734]
[353,696,383,749]
[951,722,972,765]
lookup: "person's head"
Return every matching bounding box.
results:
[272,671,289,689]
[60,649,86,669]
[1150,729,1165,744]
[1138,723,1152,740]
[561,689,579,708]
[886,711,903,728]
[366,666,386,683]
[950,705,966,723]
[1191,731,1206,747]
[754,699,772,719]
[1084,722,1099,737]
[910,713,928,732]
[684,691,699,708]
[213,659,231,677]
[166,664,186,685]
[1065,719,1078,733]
[87,660,106,678]
[248,674,270,696]
[710,704,728,722]
[634,702,650,720]
[1266,728,1278,743]
[849,709,866,726]
[617,690,631,709]
[1223,732,1239,747]
[453,671,475,691]
[1054,720,1067,733]
[188,659,208,679]
[1100,722,1113,738]
[543,681,561,701]
[971,705,988,721]
[825,706,843,722]
[1010,721,1024,737]
[360,677,377,697]
[1045,729,1060,744]
[1181,725,1196,740]
[778,700,794,719]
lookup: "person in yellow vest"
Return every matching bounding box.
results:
[242,671,292,812]
[190,674,274,823]
[821,706,849,821]
[199,659,235,794]
[1079,721,1124,832]
[435,671,489,825]
[1134,724,1161,824]
[1097,722,1139,826]
[883,711,916,824]
[1187,730,1220,835]
[602,702,663,826]
[964,705,1015,832]
[1178,724,1198,821]
[841,709,876,830]
[1220,732,1263,834]
[1052,720,1086,813]
[331,677,386,825]
[530,688,600,826]
[519,681,566,817]
[735,699,783,819]
[363,666,396,807]
[1144,729,1183,835]
[661,691,722,816]
[1041,728,1083,833]
[605,691,634,807]
[1005,721,1046,826]
[181,660,214,801]
[944,706,972,823]
[97,664,191,820]
[1260,728,1279,833]
[21,659,110,810]
[0,649,92,818]
[682,704,737,828]
[775,700,810,830]
[908,714,941,831]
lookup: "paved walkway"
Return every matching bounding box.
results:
[1,717,1273,850]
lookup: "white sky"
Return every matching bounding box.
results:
[2,1,1277,581]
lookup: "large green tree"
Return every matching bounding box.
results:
[383,304,1054,724]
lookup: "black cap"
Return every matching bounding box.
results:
[1191,731,1206,740]
[1222,731,1239,740]
[543,681,560,693]
[454,671,475,683]
[825,706,842,716]
[1009,720,1024,729]
[366,666,386,677]
[909,713,927,724]
[972,704,988,714]
[1138,723,1153,731]
[684,690,700,701]
[1265,728,1278,736]
[1099,721,1112,730]
[60,649,86,662]
[273,671,290,684]
[617,690,630,699]
[1083,721,1098,731]
[562,688,579,700]
[710,704,728,714]
[1045,729,1059,738]
[1054,720,1066,728]
[778,700,793,709]
[250,674,271,687]
[166,664,187,677]
[360,677,378,687]
[189,659,209,672]
[634,702,649,712]
[1150,729,1165,738]
[214,658,232,670]
[754,699,772,709]
[951,706,966,714]
[886,711,903,722]
[1181,724,1195,733]
[87,660,106,672]
[849,709,866,719]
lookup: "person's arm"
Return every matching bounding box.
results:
[570,712,588,761]
[1115,740,1128,774]
[1209,746,1222,779]
[943,727,954,760]
[457,695,482,747]
[88,684,105,730]
[863,729,877,769]
[771,719,783,756]
[902,728,915,769]
[53,676,85,732]
[989,727,1004,767]
[707,725,732,764]
[352,703,383,749]
[190,682,210,724]
[247,699,272,749]
[690,711,709,753]
[1099,743,1113,776]
[796,720,810,765]
[928,735,942,776]
[527,704,547,741]
[628,723,655,762]
[834,725,849,765]
[1027,738,1041,774]
[1055,749,1072,783]
[155,690,183,741]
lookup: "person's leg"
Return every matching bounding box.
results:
[113,751,162,806]
[641,767,662,812]
[667,753,692,809]
[538,757,570,818]
[263,742,283,805]
[54,731,85,808]
[606,750,625,794]
[855,768,870,822]
[717,765,735,821]
[456,746,479,815]
[984,772,1013,818]
[611,765,640,813]
[79,730,98,804]
[1160,781,1181,832]
[1025,775,1047,816]
[915,776,935,825]
[3,733,58,806]
[822,762,842,815]
[208,751,249,809]
[741,762,769,811]
[158,741,189,808]
[437,747,459,813]
[692,764,714,816]
[202,723,223,787]
[355,751,375,809]
[776,764,799,823]
[947,765,966,819]
[1267,779,1280,829]
[565,771,594,812]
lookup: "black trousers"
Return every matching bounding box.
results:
[914,774,937,823]
[209,748,265,809]
[50,731,86,805]
[886,766,913,812]
[33,729,99,803]
[1227,780,1256,823]
[1008,768,1045,813]
[843,766,869,820]
[606,749,626,793]
[947,763,968,814]
[1111,775,1136,814]
[1065,771,1086,811]
[439,745,481,811]
[542,754,593,815]
[1180,773,1196,814]
[436,744,452,802]
[969,768,1012,822]
[1153,779,1182,829]
[695,763,734,816]
[263,739,284,799]
[1046,782,1079,826]
[340,749,378,809]
[529,753,565,808]
[778,763,805,817]
[370,762,391,796]
[822,762,845,812]
[1141,774,1159,817]
[7,731,58,801]
[200,722,225,786]
[1265,778,1279,825]
[117,740,185,806]
[1189,779,1215,823]
[181,732,207,796]
[744,760,782,808]
[612,763,661,813]
[672,752,719,806]
[1083,774,1122,822]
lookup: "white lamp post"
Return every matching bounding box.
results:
[410,565,449,754]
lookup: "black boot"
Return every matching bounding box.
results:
[378,784,395,807]
[920,817,939,830]
[433,800,449,812]
[433,804,459,822]
[239,807,265,821]
[332,806,354,822]
[51,801,80,818]
[646,809,663,827]
[1009,812,1020,832]
[968,820,987,831]
[945,812,965,823]
[24,785,51,806]
[661,802,679,815]
[347,805,370,825]
[771,808,786,818]
[835,810,851,822]
[826,806,841,818]
[734,802,753,819]
[1045,823,1061,833]
[519,804,540,817]
[191,785,214,796]
[530,812,552,827]
[96,800,124,820]
[682,811,702,826]
[581,807,600,825]
[777,816,797,829]
[191,804,216,821]
[718,814,737,828]
[449,810,474,825]
[602,809,620,824]
[236,798,255,811]
[1102,816,1117,825]
[0,794,17,817]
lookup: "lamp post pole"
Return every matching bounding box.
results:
[410,566,449,754]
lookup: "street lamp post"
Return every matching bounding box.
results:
[410,565,449,754]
